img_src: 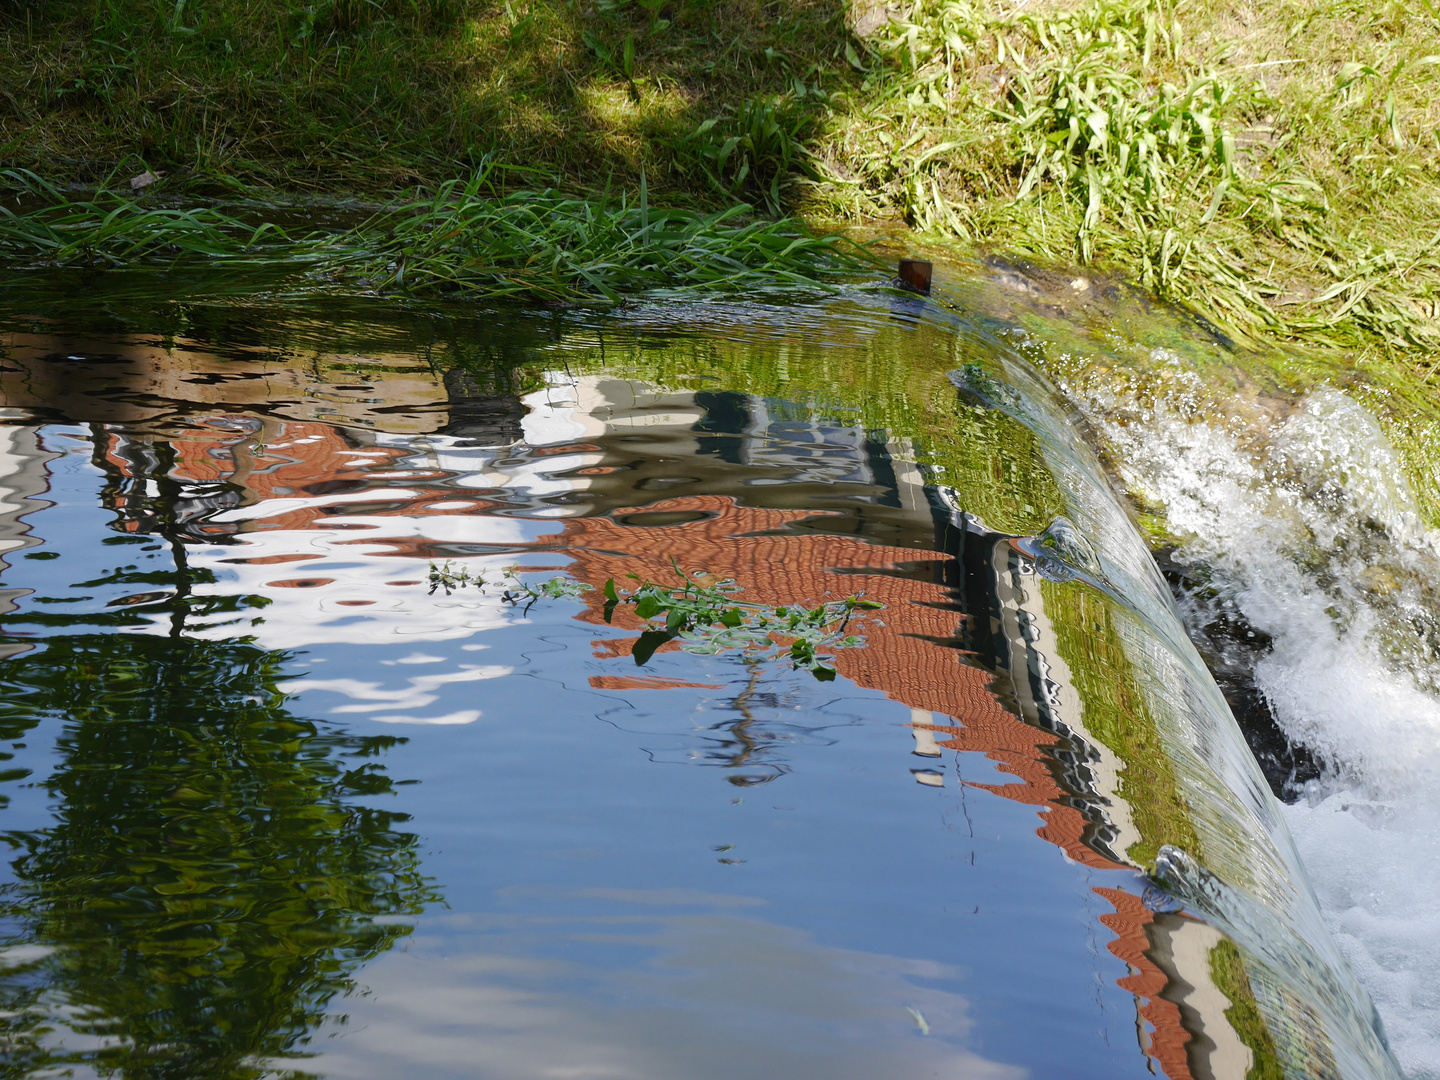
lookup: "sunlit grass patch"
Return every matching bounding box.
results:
[334,171,881,300]
[815,0,1440,357]
[0,0,851,200]
[0,168,880,302]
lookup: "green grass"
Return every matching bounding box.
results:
[0,0,851,197]
[331,170,880,300]
[822,0,1440,357]
[2,0,1438,366]
[0,167,879,300]
[0,168,297,263]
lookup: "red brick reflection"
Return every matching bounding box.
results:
[555,494,1128,874]
[95,416,1204,1076]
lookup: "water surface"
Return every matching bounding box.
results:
[0,284,1401,1079]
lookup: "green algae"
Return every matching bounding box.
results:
[920,247,1440,532]
[1211,938,1289,1080]
[1039,578,1202,867]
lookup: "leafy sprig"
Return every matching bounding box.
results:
[427,561,883,681]
[428,561,593,603]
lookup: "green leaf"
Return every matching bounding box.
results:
[632,629,673,665]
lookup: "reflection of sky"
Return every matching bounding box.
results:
[0,387,1170,1080]
[313,905,1025,1080]
[288,639,1147,1078]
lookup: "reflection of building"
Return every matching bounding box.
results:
[97,420,502,543]
[0,333,458,433]
[1099,887,1257,1080]
[941,507,1143,866]
[57,367,1259,1078]
[70,371,1150,876]
[552,494,1140,876]
[0,422,57,634]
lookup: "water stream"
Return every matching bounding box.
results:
[1047,348,1440,1080]
[0,268,1423,1078]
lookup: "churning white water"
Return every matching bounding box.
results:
[1068,362,1440,1079]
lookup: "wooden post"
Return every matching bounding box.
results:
[898,258,932,295]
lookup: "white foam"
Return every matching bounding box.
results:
[1071,372,1440,1077]
[1284,793,1440,1079]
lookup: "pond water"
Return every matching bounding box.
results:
[0,276,1410,1079]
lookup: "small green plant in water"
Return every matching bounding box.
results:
[428,562,593,601]
[426,561,884,681]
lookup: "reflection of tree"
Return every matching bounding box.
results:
[0,632,436,1079]
[0,424,439,1080]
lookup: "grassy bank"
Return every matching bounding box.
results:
[0,0,850,203]
[0,167,877,300]
[2,0,1438,359]
[832,0,1440,355]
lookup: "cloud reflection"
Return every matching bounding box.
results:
[310,904,1026,1080]
[279,665,512,724]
